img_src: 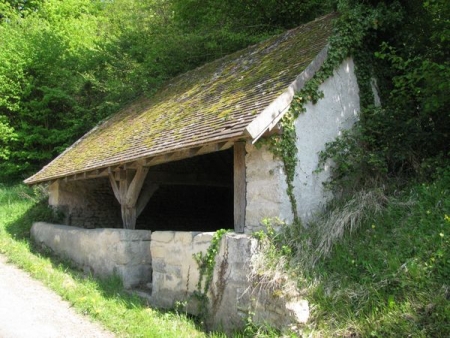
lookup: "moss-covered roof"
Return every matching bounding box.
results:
[25,13,336,184]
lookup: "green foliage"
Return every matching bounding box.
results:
[0,115,16,160]
[0,0,337,182]
[193,229,228,296]
[192,229,229,321]
[172,0,335,44]
[252,170,450,337]
[317,0,450,193]
[0,0,111,179]
[253,218,293,261]
[306,168,450,337]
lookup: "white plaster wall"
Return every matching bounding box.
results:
[244,143,293,232]
[244,58,359,228]
[293,58,359,220]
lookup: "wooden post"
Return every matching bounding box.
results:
[234,141,246,233]
[109,166,149,229]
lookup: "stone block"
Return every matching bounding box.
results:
[152,231,174,243]
[150,244,167,259]
[118,229,152,241]
[192,232,214,245]
[151,258,166,273]
[174,232,193,245]
[116,264,152,289]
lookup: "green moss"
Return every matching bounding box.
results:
[28,14,337,182]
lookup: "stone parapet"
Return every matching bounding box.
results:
[149,231,213,312]
[149,231,309,333]
[31,225,309,334]
[31,222,151,288]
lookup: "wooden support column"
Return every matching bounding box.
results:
[109,165,149,229]
[234,141,246,233]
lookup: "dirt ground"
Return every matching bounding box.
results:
[0,254,115,338]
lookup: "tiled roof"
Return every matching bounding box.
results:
[25,13,336,184]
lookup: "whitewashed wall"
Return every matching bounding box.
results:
[293,58,359,220]
[244,58,360,229]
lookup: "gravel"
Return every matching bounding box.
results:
[0,254,115,338]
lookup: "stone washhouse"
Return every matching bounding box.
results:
[26,13,360,332]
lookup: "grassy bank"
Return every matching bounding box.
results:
[0,183,213,338]
[260,168,450,337]
[308,173,450,336]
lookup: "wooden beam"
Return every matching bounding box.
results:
[144,142,235,167]
[125,166,149,207]
[51,141,238,184]
[109,172,121,203]
[121,206,136,230]
[109,166,149,229]
[120,170,134,229]
[233,141,246,233]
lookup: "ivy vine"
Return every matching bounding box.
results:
[265,8,377,222]
[192,229,229,319]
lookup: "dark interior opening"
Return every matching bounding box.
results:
[135,148,234,232]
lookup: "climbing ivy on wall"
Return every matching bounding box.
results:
[265,5,382,221]
[192,229,228,320]
[315,0,450,194]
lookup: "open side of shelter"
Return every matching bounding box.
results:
[47,144,240,232]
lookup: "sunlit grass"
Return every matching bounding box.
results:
[0,183,215,338]
[304,173,450,337]
[253,169,450,337]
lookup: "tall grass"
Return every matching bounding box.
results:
[253,169,450,337]
[306,171,450,337]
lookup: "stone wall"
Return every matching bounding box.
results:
[244,144,293,233]
[149,231,213,310]
[30,224,309,333]
[149,231,309,333]
[31,222,151,288]
[48,178,121,229]
[244,58,360,229]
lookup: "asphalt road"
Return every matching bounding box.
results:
[0,254,115,338]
